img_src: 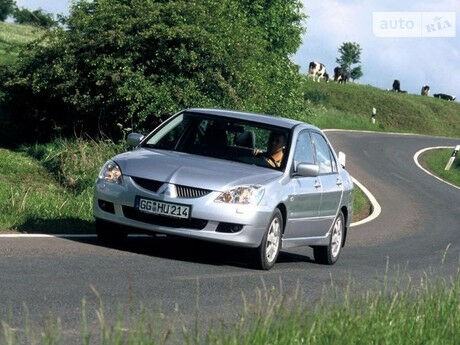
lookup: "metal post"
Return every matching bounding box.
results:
[445,145,460,170]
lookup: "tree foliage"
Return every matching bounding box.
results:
[336,42,362,80]
[3,0,306,140]
[0,0,15,21]
[13,7,56,28]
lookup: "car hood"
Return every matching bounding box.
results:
[113,148,282,192]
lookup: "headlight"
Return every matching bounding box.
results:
[98,160,123,184]
[215,185,264,205]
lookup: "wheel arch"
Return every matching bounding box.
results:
[276,203,287,234]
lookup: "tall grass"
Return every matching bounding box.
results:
[1,266,459,344]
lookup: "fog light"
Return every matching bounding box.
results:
[98,199,115,214]
[216,222,244,233]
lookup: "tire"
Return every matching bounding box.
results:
[95,219,127,244]
[254,209,283,270]
[313,211,344,265]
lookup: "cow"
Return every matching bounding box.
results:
[392,80,407,93]
[308,62,329,82]
[421,85,430,96]
[433,93,456,101]
[333,67,350,84]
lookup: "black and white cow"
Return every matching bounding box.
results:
[333,67,350,84]
[433,93,456,101]
[421,85,430,96]
[308,62,329,82]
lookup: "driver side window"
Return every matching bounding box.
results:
[293,130,315,170]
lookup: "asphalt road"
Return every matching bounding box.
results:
[1,131,459,342]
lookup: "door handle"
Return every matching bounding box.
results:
[314,180,321,188]
[336,178,343,186]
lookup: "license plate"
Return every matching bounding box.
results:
[136,197,191,219]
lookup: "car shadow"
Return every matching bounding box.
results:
[14,217,314,268]
[16,217,95,234]
[70,234,315,269]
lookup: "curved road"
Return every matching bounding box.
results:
[1,131,459,341]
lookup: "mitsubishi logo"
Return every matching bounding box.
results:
[157,183,177,198]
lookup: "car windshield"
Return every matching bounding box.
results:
[142,112,291,171]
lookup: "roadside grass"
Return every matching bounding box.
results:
[352,184,370,222]
[1,267,459,345]
[0,139,124,233]
[420,148,460,187]
[0,148,94,233]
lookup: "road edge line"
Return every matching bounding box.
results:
[323,128,460,139]
[413,146,460,191]
[0,234,153,238]
[350,177,381,227]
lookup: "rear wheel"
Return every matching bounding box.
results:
[313,211,344,265]
[95,219,127,244]
[254,209,283,270]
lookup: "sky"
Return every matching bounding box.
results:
[15,0,460,98]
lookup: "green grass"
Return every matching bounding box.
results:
[0,139,124,233]
[0,22,44,65]
[296,78,460,137]
[1,268,459,344]
[352,185,370,222]
[421,148,460,187]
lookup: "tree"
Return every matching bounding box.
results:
[3,0,307,140]
[336,42,363,80]
[13,7,57,28]
[0,0,15,21]
[350,66,363,80]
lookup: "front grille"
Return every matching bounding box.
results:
[131,177,164,193]
[122,206,208,230]
[176,185,211,198]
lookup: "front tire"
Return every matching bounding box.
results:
[254,209,283,270]
[313,211,344,265]
[95,219,127,244]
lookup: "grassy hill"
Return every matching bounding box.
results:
[298,79,460,137]
[0,21,44,65]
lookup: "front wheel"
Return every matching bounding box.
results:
[313,211,344,265]
[254,209,283,270]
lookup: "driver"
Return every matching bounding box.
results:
[255,131,287,168]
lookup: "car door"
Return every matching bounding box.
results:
[285,130,323,239]
[311,132,343,235]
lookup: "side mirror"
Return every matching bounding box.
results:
[296,163,319,177]
[127,133,144,148]
[338,151,346,168]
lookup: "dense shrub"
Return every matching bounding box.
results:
[2,0,307,140]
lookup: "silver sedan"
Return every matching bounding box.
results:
[94,108,353,269]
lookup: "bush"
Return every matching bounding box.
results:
[12,7,56,28]
[3,0,307,141]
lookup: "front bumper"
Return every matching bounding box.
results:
[93,176,273,248]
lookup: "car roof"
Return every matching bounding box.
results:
[185,108,319,130]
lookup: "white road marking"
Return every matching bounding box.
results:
[324,128,459,139]
[0,234,150,238]
[413,146,459,191]
[350,177,382,227]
